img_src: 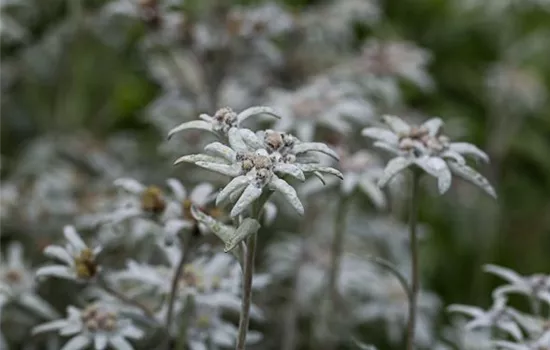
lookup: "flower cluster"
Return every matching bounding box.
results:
[363,115,496,197]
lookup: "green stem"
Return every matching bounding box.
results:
[406,171,421,350]
[235,191,272,350]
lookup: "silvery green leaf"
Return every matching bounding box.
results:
[239,128,263,150]
[269,177,304,215]
[216,175,249,206]
[113,178,145,194]
[361,127,399,145]
[228,127,249,153]
[204,142,237,162]
[194,161,242,177]
[230,184,263,217]
[440,150,466,165]
[174,154,228,166]
[236,106,281,124]
[274,163,305,181]
[382,115,411,134]
[447,162,497,198]
[372,141,401,156]
[224,218,261,252]
[421,117,443,136]
[414,156,452,194]
[378,157,412,188]
[190,206,236,246]
[167,120,213,139]
[449,142,490,163]
[291,142,340,160]
[298,164,344,179]
[358,176,387,209]
[313,171,326,185]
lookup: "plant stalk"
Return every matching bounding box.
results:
[406,171,421,350]
[235,191,272,350]
[327,195,349,306]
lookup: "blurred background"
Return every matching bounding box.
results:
[1,0,550,349]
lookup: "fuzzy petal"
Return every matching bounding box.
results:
[228,127,249,153]
[269,177,304,215]
[291,142,339,160]
[230,184,263,217]
[204,142,237,162]
[239,128,264,150]
[421,118,443,137]
[167,120,213,139]
[194,162,241,177]
[236,106,281,124]
[414,156,452,194]
[108,335,134,350]
[216,176,249,206]
[166,178,186,201]
[190,183,215,206]
[440,150,466,165]
[447,162,497,198]
[7,242,23,268]
[113,178,146,194]
[36,265,75,280]
[361,127,399,145]
[382,115,411,134]
[372,141,401,156]
[174,154,228,166]
[274,163,305,181]
[94,334,108,350]
[63,226,86,251]
[43,245,73,265]
[358,177,387,209]
[378,157,412,188]
[483,265,525,286]
[297,164,344,179]
[32,319,69,335]
[449,142,490,163]
[20,293,59,319]
[61,335,91,350]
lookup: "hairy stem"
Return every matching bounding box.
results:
[328,195,349,306]
[165,230,194,330]
[235,191,272,350]
[406,171,421,350]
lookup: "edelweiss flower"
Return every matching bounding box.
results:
[33,303,143,350]
[36,226,102,282]
[363,115,496,197]
[484,265,550,306]
[448,296,523,341]
[0,242,58,319]
[268,77,374,141]
[167,106,280,147]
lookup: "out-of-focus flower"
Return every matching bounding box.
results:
[486,64,546,114]
[299,147,387,209]
[363,115,496,197]
[268,77,374,141]
[353,276,441,348]
[484,265,550,306]
[36,226,102,282]
[448,296,524,341]
[33,303,143,350]
[0,242,59,319]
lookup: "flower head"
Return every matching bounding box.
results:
[36,226,102,282]
[33,303,143,350]
[363,115,496,197]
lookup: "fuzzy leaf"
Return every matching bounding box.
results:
[228,127,249,153]
[113,178,146,194]
[167,120,213,139]
[358,176,387,209]
[414,156,452,194]
[378,157,412,188]
[440,150,466,165]
[239,128,264,150]
[190,206,236,246]
[447,162,497,198]
[174,154,228,166]
[298,164,344,179]
[269,177,304,215]
[224,218,261,252]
